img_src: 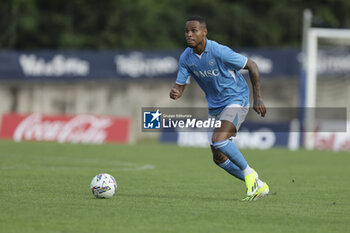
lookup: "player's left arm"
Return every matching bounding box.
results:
[244,59,266,117]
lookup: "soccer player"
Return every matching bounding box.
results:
[169,16,269,201]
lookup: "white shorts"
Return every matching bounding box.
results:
[207,103,249,145]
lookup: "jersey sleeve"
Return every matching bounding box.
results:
[220,45,248,71]
[176,54,191,85]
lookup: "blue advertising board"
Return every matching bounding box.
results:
[160,121,293,149]
[1,48,348,81]
[0,49,301,81]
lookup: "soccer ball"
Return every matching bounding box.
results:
[90,173,118,198]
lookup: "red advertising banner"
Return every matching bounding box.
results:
[0,113,130,144]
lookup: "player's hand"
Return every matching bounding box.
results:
[253,98,266,117]
[169,87,181,100]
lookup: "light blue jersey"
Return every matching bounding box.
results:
[176,39,249,115]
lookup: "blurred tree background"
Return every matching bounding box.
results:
[1,0,349,49]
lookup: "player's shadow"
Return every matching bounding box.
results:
[117,193,240,202]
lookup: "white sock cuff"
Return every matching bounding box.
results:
[218,159,231,168]
[242,165,254,176]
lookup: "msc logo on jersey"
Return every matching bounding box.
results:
[143,109,162,129]
[193,69,219,78]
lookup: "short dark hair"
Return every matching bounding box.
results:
[186,16,207,28]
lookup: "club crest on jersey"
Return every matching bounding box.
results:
[209,59,215,66]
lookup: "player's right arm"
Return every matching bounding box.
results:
[170,50,190,100]
[170,84,186,100]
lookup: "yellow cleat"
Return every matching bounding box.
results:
[242,182,269,201]
[244,170,258,196]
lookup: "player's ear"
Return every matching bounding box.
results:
[203,28,208,37]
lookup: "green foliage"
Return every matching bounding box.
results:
[0,0,349,49]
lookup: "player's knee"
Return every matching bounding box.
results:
[211,133,228,144]
[211,120,237,144]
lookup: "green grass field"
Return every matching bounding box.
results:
[1,140,349,233]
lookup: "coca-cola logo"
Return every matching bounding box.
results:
[13,114,113,144]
